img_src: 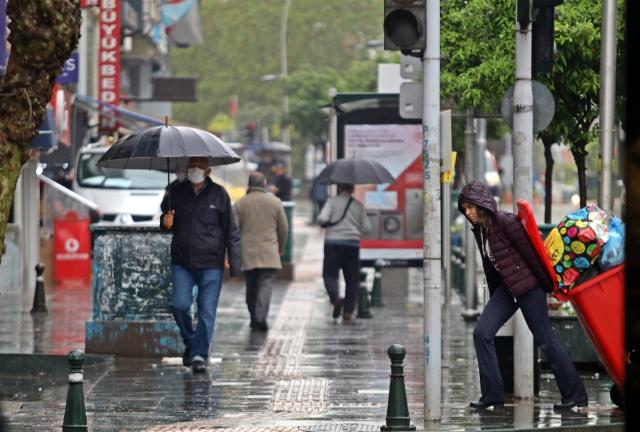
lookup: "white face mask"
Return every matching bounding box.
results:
[187,167,206,184]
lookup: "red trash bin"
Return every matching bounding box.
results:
[554,265,625,390]
[516,200,626,405]
[54,210,92,283]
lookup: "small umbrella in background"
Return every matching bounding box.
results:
[97,122,241,208]
[316,157,395,185]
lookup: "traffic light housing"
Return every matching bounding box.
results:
[532,0,563,76]
[383,0,426,52]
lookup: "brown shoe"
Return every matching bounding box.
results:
[342,312,353,321]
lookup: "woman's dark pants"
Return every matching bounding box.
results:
[322,243,360,314]
[474,284,588,404]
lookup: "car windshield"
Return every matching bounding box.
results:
[77,153,172,189]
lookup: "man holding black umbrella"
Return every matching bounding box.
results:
[161,157,242,373]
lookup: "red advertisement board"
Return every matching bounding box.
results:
[54,211,91,282]
[98,0,121,133]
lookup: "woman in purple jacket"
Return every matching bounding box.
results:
[458,181,587,410]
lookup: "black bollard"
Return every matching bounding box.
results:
[356,269,373,319]
[30,263,47,314]
[381,344,415,431]
[63,350,87,432]
[370,259,384,307]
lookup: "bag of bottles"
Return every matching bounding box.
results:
[599,216,624,271]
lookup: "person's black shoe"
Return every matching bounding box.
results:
[182,348,192,367]
[553,399,588,410]
[470,400,504,409]
[192,356,207,373]
[254,320,269,332]
[332,298,343,319]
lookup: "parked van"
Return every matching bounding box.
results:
[72,144,173,224]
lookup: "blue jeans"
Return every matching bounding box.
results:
[171,264,223,359]
[474,284,587,403]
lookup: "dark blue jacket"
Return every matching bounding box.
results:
[160,178,241,276]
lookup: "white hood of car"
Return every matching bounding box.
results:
[74,185,165,217]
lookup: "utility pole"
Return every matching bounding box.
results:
[598,0,617,213]
[461,110,477,320]
[512,0,535,399]
[423,0,442,421]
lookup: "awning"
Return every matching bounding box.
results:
[73,94,164,130]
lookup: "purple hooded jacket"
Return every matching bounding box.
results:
[458,181,552,297]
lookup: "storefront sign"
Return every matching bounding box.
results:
[56,51,79,84]
[98,0,121,133]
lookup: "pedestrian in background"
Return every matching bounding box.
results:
[310,175,328,224]
[318,183,371,321]
[269,161,292,201]
[161,157,242,373]
[458,180,587,410]
[234,171,288,331]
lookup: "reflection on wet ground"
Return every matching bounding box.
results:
[0,219,624,431]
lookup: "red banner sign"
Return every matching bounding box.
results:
[54,211,91,282]
[98,0,121,133]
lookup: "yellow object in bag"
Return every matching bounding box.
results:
[544,227,564,266]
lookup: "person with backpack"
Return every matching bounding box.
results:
[318,183,371,321]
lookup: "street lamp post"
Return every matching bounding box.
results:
[280,0,291,148]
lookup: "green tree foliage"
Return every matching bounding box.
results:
[441,0,624,208]
[0,1,81,258]
[171,0,382,135]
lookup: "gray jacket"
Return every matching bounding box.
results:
[318,192,371,241]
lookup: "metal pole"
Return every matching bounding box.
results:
[441,111,452,305]
[512,2,535,400]
[423,0,442,421]
[461,110,477,319]
[475,118,487,185]
[598,0,617,213]
[21,158,39,296]
[280,0,292,148]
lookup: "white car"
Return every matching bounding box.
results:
[72,144,173,224]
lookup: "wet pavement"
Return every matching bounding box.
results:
[0,201,625,431]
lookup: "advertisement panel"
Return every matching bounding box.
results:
[54,212,91,282]
[344,124,424,263]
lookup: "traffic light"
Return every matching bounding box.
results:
[383,0,426,52]
[532,0,563,75]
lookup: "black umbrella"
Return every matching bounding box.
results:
[96,125,241,210]
[316,157,395,185]
[96,125,241,172]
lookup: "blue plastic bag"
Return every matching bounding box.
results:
[599,216,624,270]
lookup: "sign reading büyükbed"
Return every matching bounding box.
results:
[98,0,121,133]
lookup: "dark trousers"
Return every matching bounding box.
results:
[474,284,588,403]
[322,243,360,313]
[245,268,277,324]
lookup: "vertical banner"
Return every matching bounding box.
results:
[0,0,7,75]
[98,0,121,134]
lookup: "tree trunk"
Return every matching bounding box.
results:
[572,145,588,208]
[542,136,555,223]
[0,1,81,258]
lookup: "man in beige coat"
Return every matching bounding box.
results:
[234,171,288,331]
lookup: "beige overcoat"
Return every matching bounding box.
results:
[233,187,288,270]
